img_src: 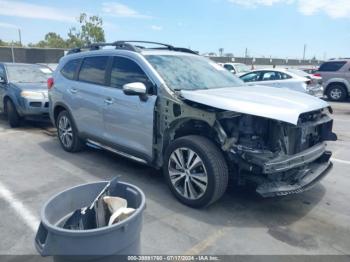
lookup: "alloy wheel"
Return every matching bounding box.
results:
[330,88,343,100]
[58,116,73,148]
[168,147,208,200]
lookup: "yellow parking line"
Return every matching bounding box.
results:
[184,228,228,255]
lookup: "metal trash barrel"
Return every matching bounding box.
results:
[34,181,145,261]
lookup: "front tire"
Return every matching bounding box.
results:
[56,111,83,152]
[164,135,228,208]
[326,84,347,101]
[5,99,21,128]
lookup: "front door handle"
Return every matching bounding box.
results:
[69,88,78,94]
[104,98,113,105]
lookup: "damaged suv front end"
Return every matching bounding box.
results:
[219,109,335,197]
[179,86,337,198]
[146,52,337,204]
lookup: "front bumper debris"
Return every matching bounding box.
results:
[256,158,332,197]
[262,142,327,174]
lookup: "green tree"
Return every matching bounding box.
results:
[29,32,67,48]
[67,13,105,48]
[0,39,22,47]
[29,13,105,48]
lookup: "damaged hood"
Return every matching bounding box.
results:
[181,85,329,125]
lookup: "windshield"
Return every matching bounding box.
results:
[6,64,52,83]
[145,55,244,91]
[234,64,250,73]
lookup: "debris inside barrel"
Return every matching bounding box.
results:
[62,178,135,230]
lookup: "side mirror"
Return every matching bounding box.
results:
[122,82,147,96]
[0,76,6,84]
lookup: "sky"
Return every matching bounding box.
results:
[0,0,349,59]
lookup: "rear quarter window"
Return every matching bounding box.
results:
[61,59,80,80]
[319,61,347,72]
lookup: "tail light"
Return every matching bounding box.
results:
[47,77,54,90]
[313,73,321,77]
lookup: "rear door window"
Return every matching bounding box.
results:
[319,61,346,72]
[61,59,80,80]
[78,56,109,85]
[261,71,281,81]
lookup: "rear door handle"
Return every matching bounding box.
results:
[69,88,78,94]
[104,98,113,105]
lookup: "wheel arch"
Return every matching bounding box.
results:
[53,102,79,132]
[161,118,223,160]
[325,80,349,93]
[3,95,18,114]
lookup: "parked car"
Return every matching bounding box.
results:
[0,63,52,127]
[317,59,350,101]
[219,62,251,76]
[287,68,324,97]
[49,41,336,208]
[240,68,323,97]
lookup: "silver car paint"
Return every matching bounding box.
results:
[181,85,329,125]
[51,50,160,159]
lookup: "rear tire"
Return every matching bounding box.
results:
[326,84,347,101]
[164,135,228,208]
[5,99,21,128]
[56,110,83,152]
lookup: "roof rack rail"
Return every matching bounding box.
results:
[66,40,198,55]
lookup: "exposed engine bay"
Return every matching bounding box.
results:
[214,108,337,196]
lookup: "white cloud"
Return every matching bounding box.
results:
[151,25,163,31]
[229,0,350,18]
[0,0,75,22]
[228,0,292,8]
[298,0,350,19]
[102,2,152,19]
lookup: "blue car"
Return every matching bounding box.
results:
[0,63,52,127]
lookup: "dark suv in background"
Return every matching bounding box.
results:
[317,59,350,101]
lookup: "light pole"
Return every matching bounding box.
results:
[18,28,22,46]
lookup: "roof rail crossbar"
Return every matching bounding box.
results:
[66,40,197,55]
[117,40,175,50]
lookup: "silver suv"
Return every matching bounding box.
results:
[317,59,350,101]
[49,41,337,208]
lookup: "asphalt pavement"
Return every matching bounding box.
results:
[0,101,349,256]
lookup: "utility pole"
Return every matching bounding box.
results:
[219,48,224,57]
[245,48,248,58]
[11,42,15,62]
[303,44,307,61]
[18,29,22,46]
